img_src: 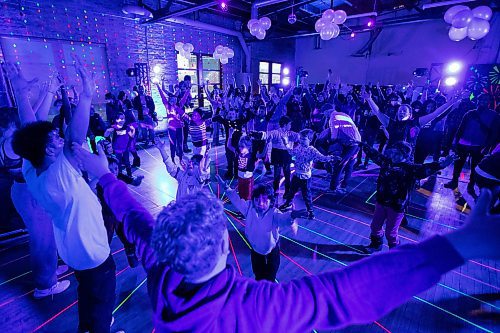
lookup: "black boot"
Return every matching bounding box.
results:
[132,154,141,168]
[363,235,383,254]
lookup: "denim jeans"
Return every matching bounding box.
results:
[11,182,58,290]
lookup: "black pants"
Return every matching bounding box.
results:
[251,245,280,282]
[330,145,359,190]
[357,131,376,165]
[272,148,291,197]
[284,176,313,212]
[414,130,443,164]
[451,144,483,186]
[115,151,131,177]
[168,127,184,160]
[225,148,238,178]
[75,255,116,333]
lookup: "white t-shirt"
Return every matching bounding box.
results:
[23,152,110,270]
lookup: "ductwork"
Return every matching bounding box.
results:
[251,0,289,19]
[165,17,250,72]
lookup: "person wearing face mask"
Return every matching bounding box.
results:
[217,177,299,281]
[362,90,460,157]
[444,93,500,196]
[156,138,210,200]
[360,141,456,253]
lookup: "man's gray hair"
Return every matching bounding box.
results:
[151,190,227,281]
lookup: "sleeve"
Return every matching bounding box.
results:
[163,157,180,179]
[362,144,390,167]
[273,209,293,228]
[251,236,464,332]
[226,187,251,216]
[412,161,441,180]
[311,147,331,163]
[99,173,158,272]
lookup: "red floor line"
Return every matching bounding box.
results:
[316,205,500,273]
[228,235,243,276]
[280,250,392,333]
[31,265,130,332]
[314,206,500,290]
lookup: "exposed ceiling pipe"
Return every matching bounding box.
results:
[144,1,216,24]
[421,0,477,10]
[251,0,290,19]
[165,17,251,72]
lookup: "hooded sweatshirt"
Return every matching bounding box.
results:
[99,173,464,333]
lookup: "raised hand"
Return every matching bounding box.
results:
[72,54,94,98]
[361,90,371,100]
[2,62,39,94]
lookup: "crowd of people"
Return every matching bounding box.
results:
[0,58,499,333]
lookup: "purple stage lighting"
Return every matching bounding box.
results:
[350,32,356,38]
[367,20,374,27]
[283,67,290,75]
[220,1,228,11]
[282,77,290,86]
[444,76,458,86]
[446,61,463,74]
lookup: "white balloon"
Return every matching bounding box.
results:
[448,26,468,41]
[444,5,469,24]
[255,29,266,40]
[220,57,229,64]
[186,43,194,52]
[247,19,258,30]
[226,48,235,58]
[315,18,327,32]
[183,44,191,52]
[320,24,335,40]
[322,9,335,21]
[451,9,473,28]
[175,42,184,52]
[331,23,340,38]
[259,17,272,30]
[213,51,222,60]
[334,10,347,25]
[250,22,261,35]
[467,18,490,40]
[215,45,224,54]
[472,6,492,21]
[222,46,230,55]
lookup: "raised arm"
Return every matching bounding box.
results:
[66,55,94,145]
[36,75,61,121]
[2,63,38,125]
[156,83,171,107]
[361,90,390,128]
[216,174,249,214]
[419,96,459,127]
[155,139,179,176]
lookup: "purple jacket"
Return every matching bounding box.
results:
[99,173,464,333]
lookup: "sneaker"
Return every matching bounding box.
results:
[279,202,293,211]
[362,237,383,254]
[125,248,139,268]
[131,175,144,186]
[389,241,400,249]
[307,211,315,220]
[56,265,69,275]
[34,280,70,299]
[183,147,192,153]
[444,181,458,189]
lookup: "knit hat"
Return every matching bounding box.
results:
[475,152,500,189]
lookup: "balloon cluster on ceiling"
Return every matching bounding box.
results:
[445,5,492,41]
[314,9,347,41]
[174,42,194,59]
[247,17,272,40]
[213,45,235,65]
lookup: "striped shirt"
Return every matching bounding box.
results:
[189,121,207,147]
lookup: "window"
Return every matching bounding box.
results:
[259,61,282,88]
[177,53,222,108]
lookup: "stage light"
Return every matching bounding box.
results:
[367,20,374,27]
[444,76,458,86]
[152,77,160,84]
[283,67,290,75]
[219,1,228,11]
[153,65,161,74]
[282,77,290,86]
[446,61,463,74]
[350,32,356,38]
